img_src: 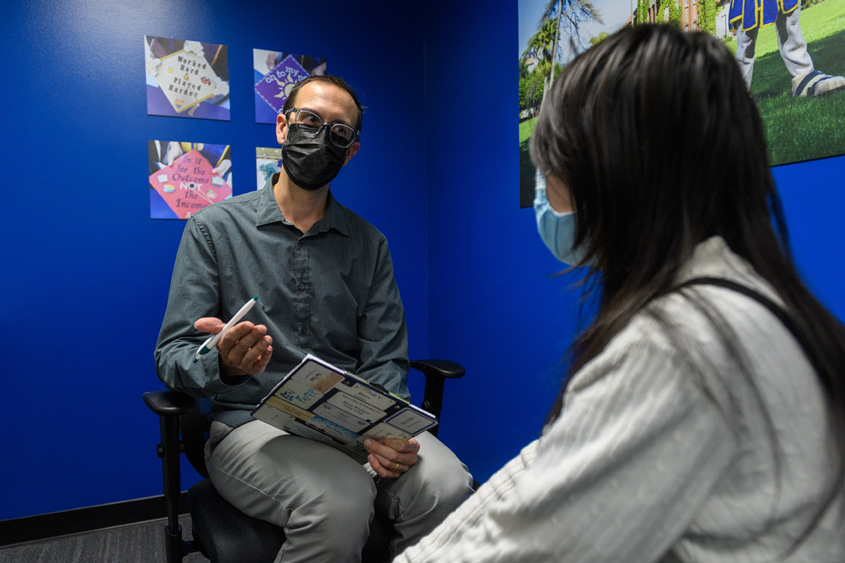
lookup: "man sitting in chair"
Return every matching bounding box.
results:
[155,75,474,563]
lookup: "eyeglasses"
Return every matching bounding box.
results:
[285,108,360,148]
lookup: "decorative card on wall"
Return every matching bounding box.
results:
[148,141,232,219]
[145,36,230,120]
[256,147,283,190]
[253,49,326,124]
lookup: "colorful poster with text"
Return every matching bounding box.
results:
[148,141,232,219]
[145,36,230,121]
[253,49,326,124]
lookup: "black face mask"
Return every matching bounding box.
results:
[282,124,349,190]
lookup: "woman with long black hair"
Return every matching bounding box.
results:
[396,24,845,562]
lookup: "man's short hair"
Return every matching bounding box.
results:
[282,75,363,132]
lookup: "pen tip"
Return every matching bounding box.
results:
[253,296,259,300]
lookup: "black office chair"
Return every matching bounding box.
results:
[144,359,466,563]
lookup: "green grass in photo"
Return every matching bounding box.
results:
[519,117,538,145]
[519,117,539,208]
[750,0,845,165]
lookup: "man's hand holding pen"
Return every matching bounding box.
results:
[194,317,273,377]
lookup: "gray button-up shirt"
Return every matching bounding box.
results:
[155,178,410,428]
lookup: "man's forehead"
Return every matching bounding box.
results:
[296,82,358,124]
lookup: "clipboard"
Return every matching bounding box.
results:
[251,354,438,463]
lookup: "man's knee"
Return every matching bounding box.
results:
[269,470,378,562]
[391,436,474,515]
[418,456,474,510]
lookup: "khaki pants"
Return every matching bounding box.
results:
[205,420,474,563]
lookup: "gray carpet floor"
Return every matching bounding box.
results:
[0,515,205,563]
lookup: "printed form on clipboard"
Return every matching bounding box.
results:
[251,354,438,464]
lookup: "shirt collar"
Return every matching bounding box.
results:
[675,236,782,305]
[255,173,351,237]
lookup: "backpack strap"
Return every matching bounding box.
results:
[677,276,820,377]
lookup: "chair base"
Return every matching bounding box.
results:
[188,479,285,563]
[188,479,394,563]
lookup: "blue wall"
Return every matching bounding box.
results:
[2,0,844,522]
[0,0,430,520]
[421,1,585,480]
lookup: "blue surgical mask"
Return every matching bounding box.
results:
[533,172,586,266]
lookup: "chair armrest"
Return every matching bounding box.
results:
[410,360,465,437]
[410,359,465,380]
[143,389,197,418]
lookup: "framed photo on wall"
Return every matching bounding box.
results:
[253,49,327,124]
[148,141,232,219]
[518,0,845,208]
[256,146,283,191]
[144,36,230,121]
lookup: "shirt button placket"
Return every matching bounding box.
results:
[294,239,310,345]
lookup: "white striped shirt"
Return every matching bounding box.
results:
[396,237,844,562]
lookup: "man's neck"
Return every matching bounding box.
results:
[272,171,329,234]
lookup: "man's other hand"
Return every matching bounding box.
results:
[364,437,421,478]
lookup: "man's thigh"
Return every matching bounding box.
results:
[206,420,378,527]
